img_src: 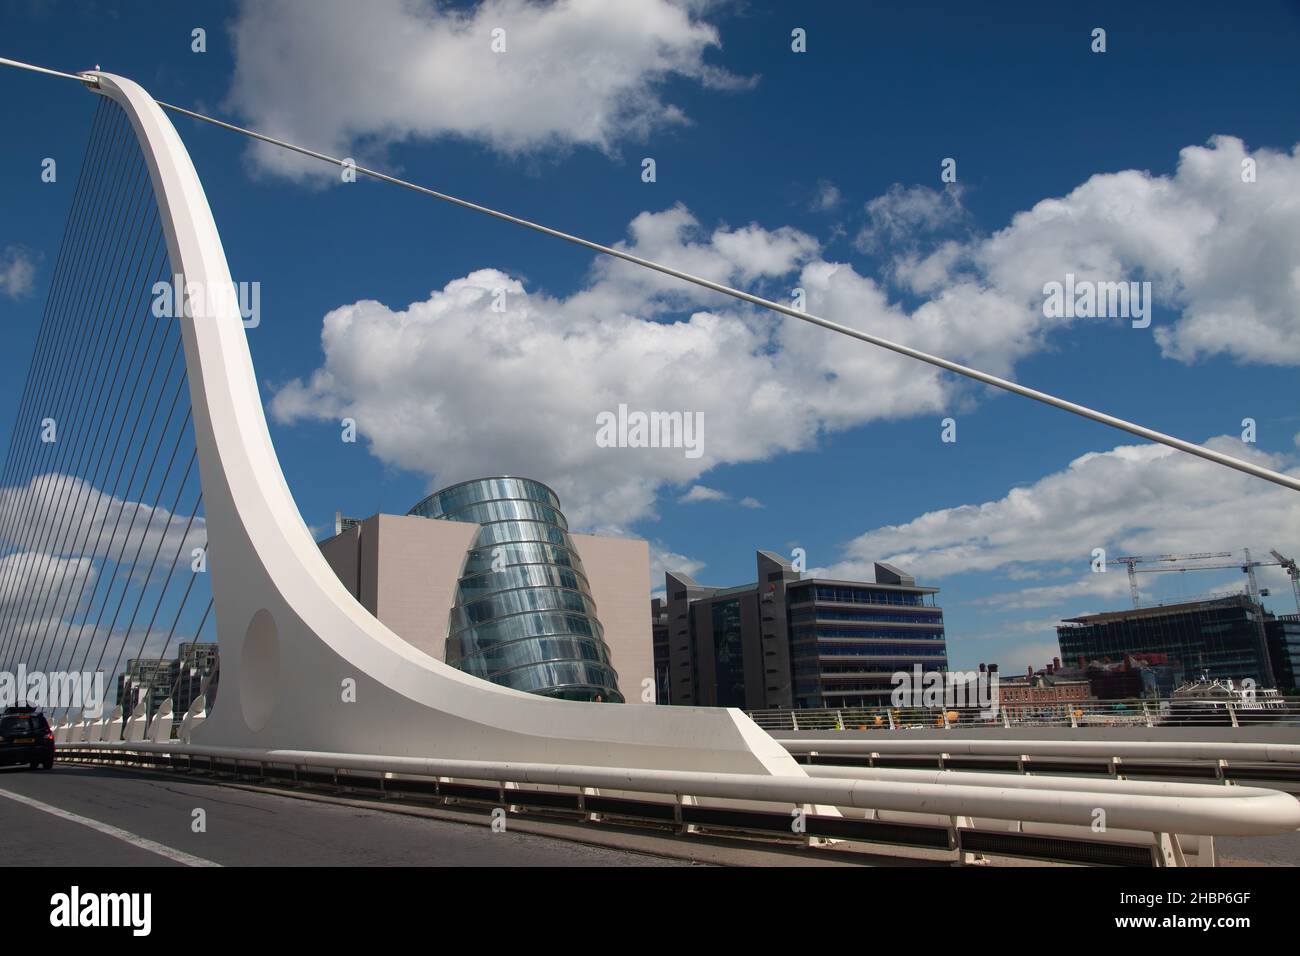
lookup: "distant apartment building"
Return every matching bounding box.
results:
[660,554,947,710]
[176,642,220,715]
[117,660,175,719]
[117,641,219,718]
[1056,595,1281,688]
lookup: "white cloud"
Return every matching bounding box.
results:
[900,136,1300,364]
[822,435,1300,614]
[674,485,762,508]
[226,0,753,180]
[856,184,967,253]
[811,180,842,212]
[576,204,819,313]
[975,572,1135,611]
[269,207,955,528]
[0,475,212,682]
[997,640,1063,674]
[648,540,705,592]
[269,136,1300,532]
[0,245,35,298]
[0,474,206,569]
[0,551,95,623]
[679,484,728,503]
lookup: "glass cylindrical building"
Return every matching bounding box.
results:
[409,477,623,702]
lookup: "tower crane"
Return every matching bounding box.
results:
[1271,550,1300,614]
[1097,548,1291,690]
[1109,552,1232,608]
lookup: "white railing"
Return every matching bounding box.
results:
[56,739,1300,866]
[748,696,1300,732]
[780,737,1300,763]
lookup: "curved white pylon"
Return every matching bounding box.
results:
[90,73,804,776]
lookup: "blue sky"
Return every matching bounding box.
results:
[2,0,1299,674]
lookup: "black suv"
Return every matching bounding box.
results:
[0,706,55,770]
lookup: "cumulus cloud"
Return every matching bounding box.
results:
[0,245,36,298]
[226,0,753,180]
[974,573,1136,611]
[576,203,820,313]
[269,206,961,527]
[897,136,1300,365]
[270,136,1300,532]
[0,474,206,569]
[0,476,212,681]
[821,435,1300,612]
[648,541,705,594]
[0,551,95,623]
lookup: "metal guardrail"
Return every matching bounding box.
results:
[776,736,1300,795]
[54,740,1300,868]
[747,696,1300,731]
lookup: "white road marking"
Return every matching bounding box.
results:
[0,784,222,867]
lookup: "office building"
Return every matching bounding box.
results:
[1056,595,1279,688]
[662,554,947,710]
[1266,614,1300,692]
[651,597,671,704]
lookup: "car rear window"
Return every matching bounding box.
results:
[0,717,39,736]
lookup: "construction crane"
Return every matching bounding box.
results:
[1109,552,1232,608]
[1271,549,1300,613]
[1101,548,1290,691]
[1113,549,1292,608]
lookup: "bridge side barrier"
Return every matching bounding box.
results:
[60,740,1300,839]
[748,698,1300,732]
[780,737,1300,763]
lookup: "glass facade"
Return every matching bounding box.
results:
[1056,597,1274,686]
[410,477,623,702]
[1267,616,1300,692]
[711,598,746,707]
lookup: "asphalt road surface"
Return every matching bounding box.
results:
[0,763,689,867]
[2,763,1295,867]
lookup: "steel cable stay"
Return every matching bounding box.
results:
[0,124,165,670]
[0,179,167,671]
[0,73,214,726]
[0,102,137,650]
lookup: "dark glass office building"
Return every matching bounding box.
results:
[661,553,947,710]
[1266,614,1300,692]
[409,477,623,702]
[1056,595,1278,688]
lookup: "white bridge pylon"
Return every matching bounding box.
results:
[89,72,803,777]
